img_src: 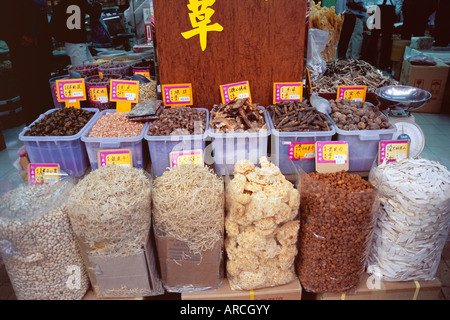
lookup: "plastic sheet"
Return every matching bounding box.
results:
[0,177,89,300]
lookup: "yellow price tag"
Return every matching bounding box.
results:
[28,163,60,185]
[88,87,108,103]
[170,150,203,168]
[98,149,133,167]
[134,70,151,80]
[274,82,303,104]
[337,86,367,102]
[289,142,315,161]
[162,84,193,106]
[220,81,252,104]
[378,140,409,164]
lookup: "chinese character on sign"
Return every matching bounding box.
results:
[181,0,224,51]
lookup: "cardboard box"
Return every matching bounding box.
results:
[316,273,442,300]
[391,40,411,62]
[79,233,164,299]
[182,278,302,300]
[400,53,450,113]
[155,236,224,292]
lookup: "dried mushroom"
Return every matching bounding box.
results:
[210,98,267,133]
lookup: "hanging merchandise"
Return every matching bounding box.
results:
[0,179,89,300]
[152,164,225,293]
[297,170,379,293]
[66,165,163,298]
[367,159,450,282]
[225,157,300,290]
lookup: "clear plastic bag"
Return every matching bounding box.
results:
[296,169,379,293]
[367,159,450,282]
[224,157,300,290]
[307,28,329,82]
[0,177,90,300]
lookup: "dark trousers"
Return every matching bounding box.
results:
[337,13,357,59]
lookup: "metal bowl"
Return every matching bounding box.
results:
[375,85,431,112]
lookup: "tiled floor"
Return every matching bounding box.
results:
[0,112,449,300]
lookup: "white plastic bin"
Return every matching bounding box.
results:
[334,117,396,172]
[81,109,150,170]
[18,108,100,176]
[209,107,270,175]
[145,108,209,177]
[268,114,336,174]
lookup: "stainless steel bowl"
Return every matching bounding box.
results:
[375,85,432,112]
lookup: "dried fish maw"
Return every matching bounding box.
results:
[275,220,300,247]
[233,160,255,175]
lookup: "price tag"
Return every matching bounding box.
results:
[97,149,133,168]
[133,69,151,80]
[88,86,109,104]
[337,86,367,102]
[288,142,315,161]
[220,81,252,104]
[110,80,139,112]
[378,140,409,164]
[162,83,193,106]
[315,141,349,173]
[55,78,86,108]
[28,163,60,185]
[274,82,303,104]
[170,150,203,168]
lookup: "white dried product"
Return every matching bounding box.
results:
[152,164,225,255]
[0,182,89,300]
[368,159,450,281]
[225,157,300,290]
[67,165,152,256]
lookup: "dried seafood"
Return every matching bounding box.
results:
[367,159,450,281]
[225,157,300,290]
[267,100,331,132]
[312,59,397,93]
[210,98,267,133]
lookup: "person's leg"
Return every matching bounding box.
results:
[65,42,92,66]
[337,13,357,59]
[347,16,364,60]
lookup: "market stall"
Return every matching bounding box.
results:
[0,0,449,302]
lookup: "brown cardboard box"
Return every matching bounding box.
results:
[182,278,302,300]
[155,236,224,292]
[79,233,163,299]
[391,40,411,62]
[400,57,450,113]
[316,273,442,300]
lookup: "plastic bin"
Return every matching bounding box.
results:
[18,108,100,176]
[267,114,336,174]
[68,63,99,78]
[209,107,270,175]
[81,109,150,170]
[145,108,209,177]
[334,117,396,172]
[98,61,132,78]
[49,75,69,108]
[85,74,122,110]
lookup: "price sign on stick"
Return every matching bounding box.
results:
[220,81,252,104]
[55,78,86,109]
[288,142,315,161]
[337,86,367,102]
[162,83,193,106]
[98,149,133,167]
[110,79,139,113]
[273,82,303,104]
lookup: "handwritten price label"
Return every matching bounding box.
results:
[315,141,349,173]
[378,140,409,164]
[162,84,193,106]
[220,81,252,104]
[56,79,86,108]
[337,86,367,102]
[274,83,303,104]
[170,150,203,168]
[98,149,133,167]
[28,163,60,185]
[88,86,108,104]
[288,142,315,161]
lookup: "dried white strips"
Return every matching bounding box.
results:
[225,157,300,290]
[67,165,152,256]
[152,164,225,255]
[368,159,450,281]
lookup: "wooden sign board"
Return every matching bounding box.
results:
[153,0,306,108]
